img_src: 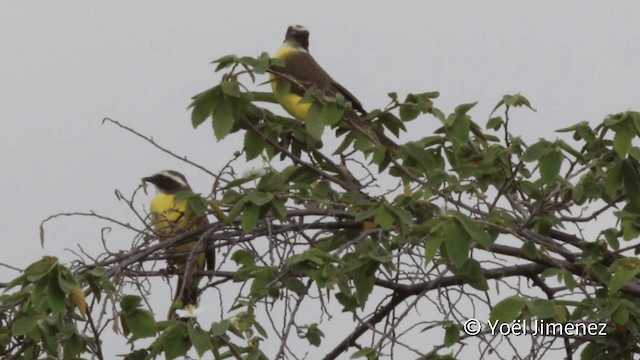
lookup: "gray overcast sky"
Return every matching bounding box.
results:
[1,1,639,357]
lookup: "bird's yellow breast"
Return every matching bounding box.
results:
[149,193,192,234]
[149,192,205,269]
[270,45,311,120]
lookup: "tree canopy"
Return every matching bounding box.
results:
[2,52,640,360]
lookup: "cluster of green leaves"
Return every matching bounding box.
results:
[487,279,640,360]
[0,255,273,359]
[222,169,288,234]
[190,54,423,166]
[421,211,493,290]
[189,53,272,141]
[490,295,566,325]
[1,257,110,358]
[118,293,272,360]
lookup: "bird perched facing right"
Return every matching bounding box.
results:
[142,170,215,319]
[269,25,398,150]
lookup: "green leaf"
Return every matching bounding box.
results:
[335,292,359,312]
[124,309,157,339]
[556,121,590,133]
[188,325,210,357]
[250,267,277,297]
[323,103,344,126]
[399,104,420,121]
[305,105,324,140]
[521,241,538,259]
[163,324,191,359]
[253,320,268,338]
[271,199,287,219]
[486,116,503,130]
[190,96,214,128]
[424,231,443,264]
[527,298,556,318]
[603,228,620,251]
[563,270,576,291]
[541,269,562,279]
[24,256,58,282]
[388,206,414,226]
[454,102,477,115]
[212,101,235,141]
[460,259,489,291]
[220,81,241,97]
[274,79,291,100]
[212,54,238,71]
[613,305,629,325]
[580,344,599,360]
[252,52,270,74]
[540,149,562,184]
[120,295,143,312]
[304,248,334,265]
[351,347,376,359]
[443,221,469,268]
[244,130,265,161]
[57,265,78,293]
[609,262,640,294]
[225,198,246,226]
[614,126,634,158]
[622,160,640,204]
[452,213,492,248]
[188,196,208,217]
[47,270,65,316]
[604,162,622,198]
[302,324,324,347]
[443,323,459,347]
[247,191,273,206]
[232,250,256,267]
[490,296,525,323]
[591,263,611,285]
[353,266,376,307]
[449,115,470,143]
[241,204,261,233]
[210,319,231,337]
[11,317,37,336]
[521,140,551,162]
[502,93,536,111]
[629,146,640,162]
[376,205,395,229]
[284,277,306,295]
[403,142,436,173]
[173,190,196,202]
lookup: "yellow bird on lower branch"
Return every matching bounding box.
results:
[142,170,215,320]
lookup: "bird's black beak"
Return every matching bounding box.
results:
[141,175,157,185]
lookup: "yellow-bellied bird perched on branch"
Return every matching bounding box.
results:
[269,25,399,150]
[142,170,215,319]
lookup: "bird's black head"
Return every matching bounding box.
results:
[142,170,192,194]
[285,25,310,51]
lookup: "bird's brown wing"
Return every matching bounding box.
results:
[277,52,366,114]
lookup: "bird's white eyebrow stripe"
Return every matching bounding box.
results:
[158,170,188,187]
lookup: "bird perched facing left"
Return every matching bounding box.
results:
[142,170,215,319]
[269,25,398,149]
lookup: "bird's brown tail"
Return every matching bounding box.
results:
[167,274,201,320]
